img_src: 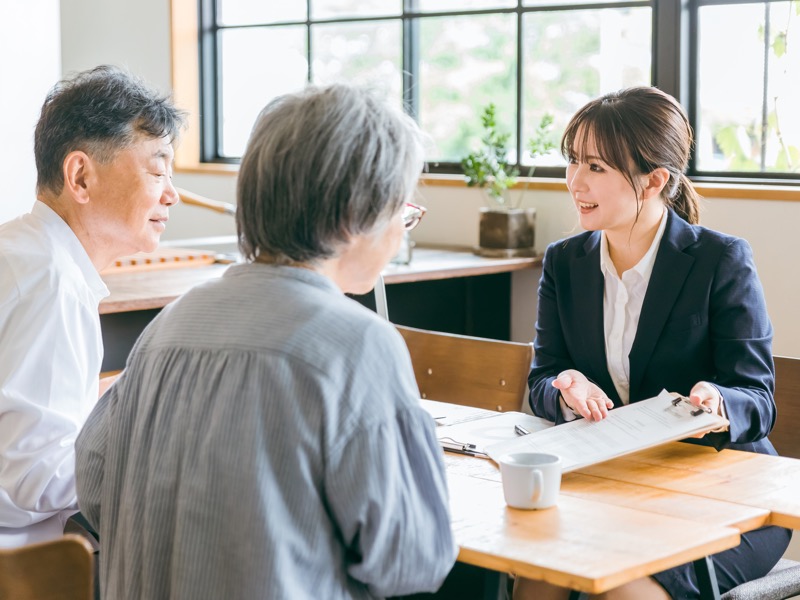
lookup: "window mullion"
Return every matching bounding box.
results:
[200,0,219,161]
[307,0,313,83]
[686,0,699,175]
[403,0,420,120]
[653,0,684,100]
[516,3,523,168]
[760,2,771,171]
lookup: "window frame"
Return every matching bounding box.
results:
[172,0,800,187]
[686,0,800,183]
[200,0,656,168]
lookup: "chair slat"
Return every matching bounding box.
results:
[395,325,532,413]
[0,535,94,600]
[772,356,800,459]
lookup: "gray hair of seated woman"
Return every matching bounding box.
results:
[237,84,426,264]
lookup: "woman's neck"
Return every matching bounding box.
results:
[605,204,666,275]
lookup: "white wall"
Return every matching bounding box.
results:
[0,0,61,223]
[701,198,800,358]
[60,0,172,90]
[412,187,800,358]
[59,0,800,357]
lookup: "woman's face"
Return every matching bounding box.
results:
[565,130,642,235]
[336,206,406,295]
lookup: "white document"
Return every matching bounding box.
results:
[419,398,498,426]
[485,389,729,472]
[436,411,553,456]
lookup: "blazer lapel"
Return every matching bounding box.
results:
[570,233,620,404]
[629,211,697,398]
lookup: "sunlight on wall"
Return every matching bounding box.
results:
[0,0,60,224]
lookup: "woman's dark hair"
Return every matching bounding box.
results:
[561,86,701,224]
[34,65,186,196]
[237,84,425,264]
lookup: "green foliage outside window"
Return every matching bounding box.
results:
[710,1,799,174]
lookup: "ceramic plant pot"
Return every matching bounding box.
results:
[476,207,536,257]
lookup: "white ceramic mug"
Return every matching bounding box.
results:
[498,452,562,510]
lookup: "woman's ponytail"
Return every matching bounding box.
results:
[669,172,701,225]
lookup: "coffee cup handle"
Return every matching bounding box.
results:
[530,470,543,503]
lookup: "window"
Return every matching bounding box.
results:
[692,0,800,179]
[195,0,800,183]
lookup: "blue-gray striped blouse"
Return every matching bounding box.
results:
[76,263,457,599]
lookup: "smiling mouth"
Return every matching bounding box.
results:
[578,202,598,209]
[149,218,168,231]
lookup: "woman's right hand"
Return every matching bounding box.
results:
[552,369,614,421]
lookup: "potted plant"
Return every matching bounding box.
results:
[461,104,555,257]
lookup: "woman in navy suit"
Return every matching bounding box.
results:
[515,87,790,600]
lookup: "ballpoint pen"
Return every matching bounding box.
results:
[514,424,531,436]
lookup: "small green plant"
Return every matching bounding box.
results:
[462,104,556,209]
[513,113,557,206]
[461,104,519,209]
[527,113,557,166]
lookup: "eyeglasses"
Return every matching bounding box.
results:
[402,202,427,231]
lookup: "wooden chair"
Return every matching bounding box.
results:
[770,356,800,459]
[395,325,533,413]
[720,355,800,600]
[0,535,94,600]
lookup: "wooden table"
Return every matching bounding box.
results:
[579,442,800,530]
[441,440,799,598]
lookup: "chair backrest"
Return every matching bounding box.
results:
[772,356,800,459]
[395,325,533,413]
[0,535,94,600]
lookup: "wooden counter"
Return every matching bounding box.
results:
[99,246,541,372]
[100,246,541,315]
[380,246,539,285]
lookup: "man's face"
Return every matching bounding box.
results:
[88,135,178,259]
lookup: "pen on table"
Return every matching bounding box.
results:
[514,424,531,436]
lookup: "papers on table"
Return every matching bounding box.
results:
[485,389,729,472]
[419,399,498,426]
[420,399,552,458]
[437,411,553,456]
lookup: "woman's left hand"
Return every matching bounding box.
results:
[689,381,722,416]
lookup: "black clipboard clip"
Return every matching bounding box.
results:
[670,394,712,416]
[439,437,489,458]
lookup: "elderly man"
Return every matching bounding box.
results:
[0,65,185,547]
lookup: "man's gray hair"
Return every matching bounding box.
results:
[237,84,426,263]
[35,65,186,197]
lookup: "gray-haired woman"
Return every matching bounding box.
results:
[75,84,457,600]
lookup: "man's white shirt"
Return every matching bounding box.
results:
[0,201,108,547]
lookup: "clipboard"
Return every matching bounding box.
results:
[485,389,729,471]
[435,411,553,459]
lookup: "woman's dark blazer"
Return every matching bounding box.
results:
[528,208,777,455]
